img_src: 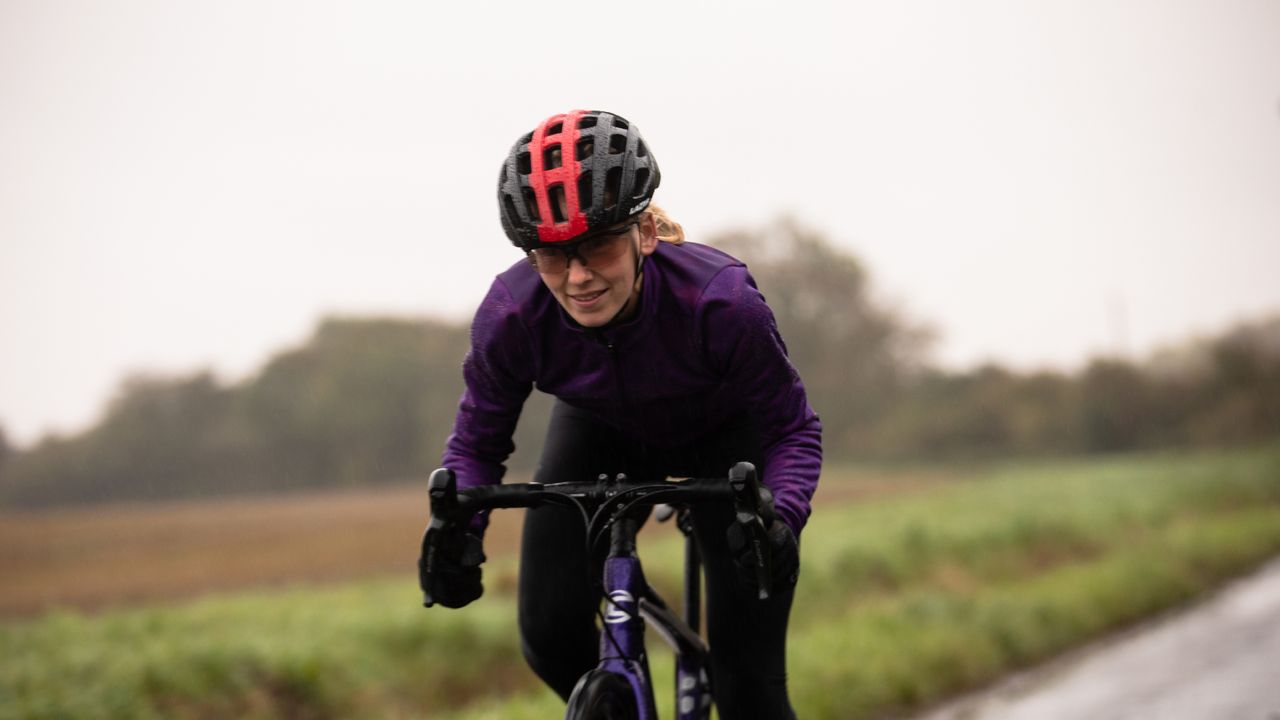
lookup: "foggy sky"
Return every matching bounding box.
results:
[2,0,1279,446]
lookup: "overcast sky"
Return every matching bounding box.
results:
[2,0,1278,447]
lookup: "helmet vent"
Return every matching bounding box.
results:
[632,168,650,198]
[611,116,629,130]
[604,166,622,209]
[609,134,627,155]
[548,184,567,223]
[577,171,593,210]
[544,145,562,170]
[636,140,648,158]
[517,151,532,175]
[578,115,597,129]
[547,121,563,135]
[576,138,594,161]
[522,188,540,222]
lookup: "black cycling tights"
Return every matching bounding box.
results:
[517,401,798,720]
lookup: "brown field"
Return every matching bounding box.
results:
[0,480,519,617]
[0,468,943,618]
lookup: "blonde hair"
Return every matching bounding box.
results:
[646,203,686,245]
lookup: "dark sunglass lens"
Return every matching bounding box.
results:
[581,234,626,263]
[530,248,568,274]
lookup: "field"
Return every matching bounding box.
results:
[0,482,516,617]
[3,445,1280,719]
[0,467,928,617]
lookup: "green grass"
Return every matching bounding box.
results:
[0,581,531,719]
[4,444,1280,719]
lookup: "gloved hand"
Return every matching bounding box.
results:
[725,485,800,594]
[727,518,800,592]
[420,527,486,609]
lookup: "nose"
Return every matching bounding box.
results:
[566,256,592,284]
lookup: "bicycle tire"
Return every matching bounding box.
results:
[564,669,639,720]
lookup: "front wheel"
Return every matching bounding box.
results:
[565,669,639,720]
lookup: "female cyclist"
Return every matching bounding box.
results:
[432,109,822,719]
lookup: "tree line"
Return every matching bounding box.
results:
[709,219,1280,460]
[2,220,1277,506]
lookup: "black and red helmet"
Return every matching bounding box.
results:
[498,110,660,250]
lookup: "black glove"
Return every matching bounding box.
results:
[420,528,486,609]
[727,518,800,593]
[726,483,799,594]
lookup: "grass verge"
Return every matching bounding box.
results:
[3,444,1279,719]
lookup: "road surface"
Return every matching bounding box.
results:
[914,557,1280,720]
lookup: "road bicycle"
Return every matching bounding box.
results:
[419,461,776,719]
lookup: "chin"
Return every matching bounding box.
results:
[569,310,612,328]
[557,291,622,328]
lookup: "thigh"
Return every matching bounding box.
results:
[519,399,660,592]
[519,400,666,696]
[518,500,601,699]
[520,400,619,611]
[532,397,670,481]
[683,420,796,719]
[693,502,797,719]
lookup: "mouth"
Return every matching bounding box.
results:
[569,289,607,307]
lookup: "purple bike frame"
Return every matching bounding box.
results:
[599,555,659,717]
[596,528,713,719]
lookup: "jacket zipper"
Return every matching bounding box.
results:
[595,331,633,420]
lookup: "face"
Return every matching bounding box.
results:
[530,214,659,327]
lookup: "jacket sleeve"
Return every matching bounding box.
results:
[699,265,823,536]
[441,277,534,531]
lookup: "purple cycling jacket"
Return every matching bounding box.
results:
[442,241,822,535]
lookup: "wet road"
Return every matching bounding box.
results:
[915,558,1280,720]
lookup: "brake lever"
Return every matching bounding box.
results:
[420,467,459,607]
[729,461,773,601]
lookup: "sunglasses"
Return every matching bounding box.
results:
[526,222,639,275]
